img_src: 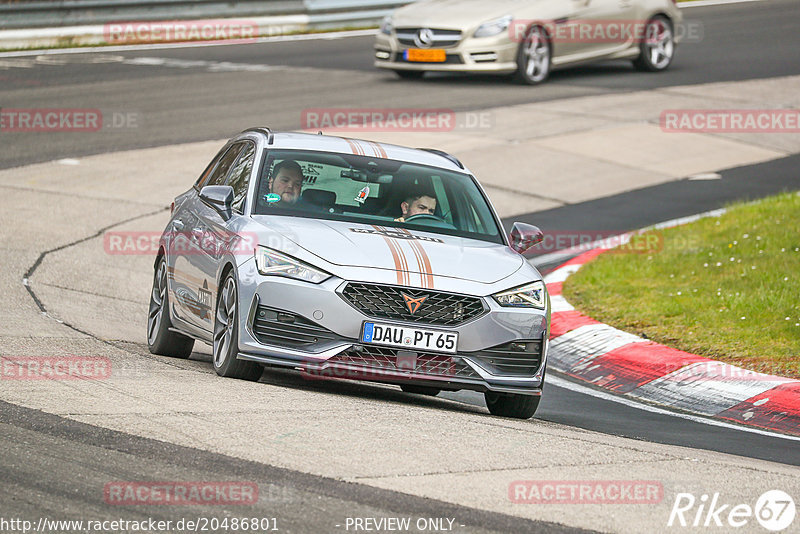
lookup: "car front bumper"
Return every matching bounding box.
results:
[235,267,549,395]
[374,32,519,74]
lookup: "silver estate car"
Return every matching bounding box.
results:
[375,0,683,84]
[148,129,549,418]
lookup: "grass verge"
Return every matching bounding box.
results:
[563,191,800,379]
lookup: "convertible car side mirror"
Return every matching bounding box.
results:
[199,185,234,220]
[509,222,544,254]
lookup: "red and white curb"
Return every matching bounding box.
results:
[544,246,800,438]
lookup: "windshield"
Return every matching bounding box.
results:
[252,149,504,244]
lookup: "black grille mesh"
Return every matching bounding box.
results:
[341,283,485,326]
[330,346,480,379]
[468,340,544,377]
[252,307,339,348]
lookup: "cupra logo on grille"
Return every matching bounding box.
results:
[402,293,428,315]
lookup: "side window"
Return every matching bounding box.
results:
[200,143,244,188]
[226,142,256,214]
[195,146,228,188]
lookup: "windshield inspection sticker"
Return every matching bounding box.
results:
[349,227,443,243]
[355,186,370,204]
[264,193,282,203]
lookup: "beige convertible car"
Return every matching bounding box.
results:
[375,0,683,84]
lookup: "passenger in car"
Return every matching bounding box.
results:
[394,187,437,222]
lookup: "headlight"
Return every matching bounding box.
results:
[380,16,393,35]
[474,15,513,38]
[493,280,546,309]
[254,247,331,284]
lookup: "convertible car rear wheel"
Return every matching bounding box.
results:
[484,391,541,419]
[147,258,194,359]
[213,273,262,381]
[633,15,675,72]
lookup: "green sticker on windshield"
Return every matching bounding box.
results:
[264,193,281,203]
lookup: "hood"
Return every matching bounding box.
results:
[251,216,524,285]
[391,0,535,30]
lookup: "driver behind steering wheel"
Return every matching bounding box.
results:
[394,187,437,222]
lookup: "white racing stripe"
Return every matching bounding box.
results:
[549,295,575,313]
[549,374,800,442]
[629,362,796,416]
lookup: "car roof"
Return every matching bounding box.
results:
[238,129,468,174]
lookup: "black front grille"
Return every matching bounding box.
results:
[252,307,339,348]
[341,283,485,326]
[468,339,544,377]
[396,28,462,48]
[393,52,464,64]
[330,345,480,380]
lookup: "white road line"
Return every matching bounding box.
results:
[680,0,762,8]
[549,374,800,442]
[531,208,726,269]
[0,29,377,58]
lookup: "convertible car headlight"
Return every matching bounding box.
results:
[380,16,393,35]
[254,246,331,284]
[493,280,546,309]
[474,15,513,38]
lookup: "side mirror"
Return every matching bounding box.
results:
[509,222,544,254]
[199,185,234,220]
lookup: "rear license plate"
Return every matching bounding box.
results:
[404,48,446,62]
[361,322,457,354]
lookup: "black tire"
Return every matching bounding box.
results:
[212,272,262,381]
[400,384,441,396]
[633,16,675,72]
[514,25,551,85]
[393,69,425,80]
[484,392,541,419]
[147,257,194,359]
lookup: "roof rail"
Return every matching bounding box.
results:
[418,148,464,169]
[241,127,274,144]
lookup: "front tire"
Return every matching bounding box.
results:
[484,392,541,419]
[514,25,551,85]
[212,272,262,381]
[147,258,194,359]
[633,16,675,72]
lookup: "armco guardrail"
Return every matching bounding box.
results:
[0,0,409,30]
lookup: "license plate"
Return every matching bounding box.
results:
[361,322,457,354]
[404,48,446,62]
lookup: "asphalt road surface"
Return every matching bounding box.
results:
[1,1,799,531]
[1,0,799,169]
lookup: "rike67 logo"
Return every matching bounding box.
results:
[668,490,795,531]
